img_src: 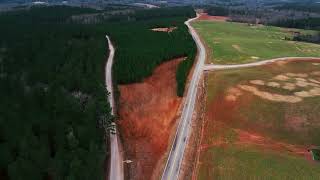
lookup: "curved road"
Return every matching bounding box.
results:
[161,15,206,180]
[161,15,320,180]
[105,35,124,180]
[105,16,320,180]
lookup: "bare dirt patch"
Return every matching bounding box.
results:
[238,85,302,103]
[118,58,183,180]
[250,80,265,86]
[275,60,289,66]
[311,71,320,76]
[282,82,296,90]
[232,44,242,52]
[295,88,320,97]
[225,87,243,102]
[267,81,281,88]
[151,27,177,33]
[273,74,290,81]
[198,13,228,21]
[199,128,310,159]
[285,116,309,132]
[235,130,310,157]
[286,73,308,78]
[309,79,320,84]
[232,71,320,103]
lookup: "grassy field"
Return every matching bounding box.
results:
[198,145,320,180]
[197,60,320,179]
[192,20,320,64]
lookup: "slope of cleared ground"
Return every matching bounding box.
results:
[118,58,183,180]
[192,19,320,64]
[196,60,320,179]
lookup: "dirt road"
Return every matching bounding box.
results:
[203,57,320,71]
[105,35,124,180]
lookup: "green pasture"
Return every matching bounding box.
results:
[206,61,320,145]
[199,61,320,179]
[192,21,320,64]
[198,145,320,180]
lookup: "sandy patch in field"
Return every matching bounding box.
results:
[225,87,243,101]
[151,27,177,33]
[267,81,280,88]
[275,60,289,66]
[295,77,307,82]
[232,44,242,52]
[250,80,265,85]
[286,73,308,78]
[225,69,320,103]
[313,63,320,66]
[309,78,320,84]
[311,71,320,76]
[118,58,183,180]
[198,13,228,21]
[282,83,296,90]
[226,71,320,103]
[296,80,320,88]
[238,85,302,103]
[295,88,320,97]
[273,74,290,81]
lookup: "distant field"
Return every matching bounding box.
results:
[192,20,320,64]
[197,60,320,179]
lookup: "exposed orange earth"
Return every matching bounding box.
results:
[118,58,183,180]
[198,13,228,21]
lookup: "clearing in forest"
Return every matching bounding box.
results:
[192,20,320,64]
[151,27,177,33]
[196,60,320,180]
[118,58,183,180]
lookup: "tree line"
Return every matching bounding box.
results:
[0,7,112,180]
[204,4,320,30]
[106,7,196,96]
[0,5,196,180]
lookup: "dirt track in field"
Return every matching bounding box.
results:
[200,127,311,159]
[118,58,183,180]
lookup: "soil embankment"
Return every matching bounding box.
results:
[118,58,183,180]
[198,13,228,21]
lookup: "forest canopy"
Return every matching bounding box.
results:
[0,5,196,180]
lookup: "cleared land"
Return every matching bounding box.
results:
[197,60,320,179]
[118,58,183,180]
[192,20,320,64]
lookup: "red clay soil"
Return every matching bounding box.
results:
[117,58,183,180]
[202,92,311,160]
[198,13,228,21]
[200,128,310,159]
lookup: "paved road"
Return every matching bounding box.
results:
[204,57,320,71]
[105,35,124,180]
[161,15,206,180]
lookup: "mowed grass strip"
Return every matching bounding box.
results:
[192,21,320,64]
